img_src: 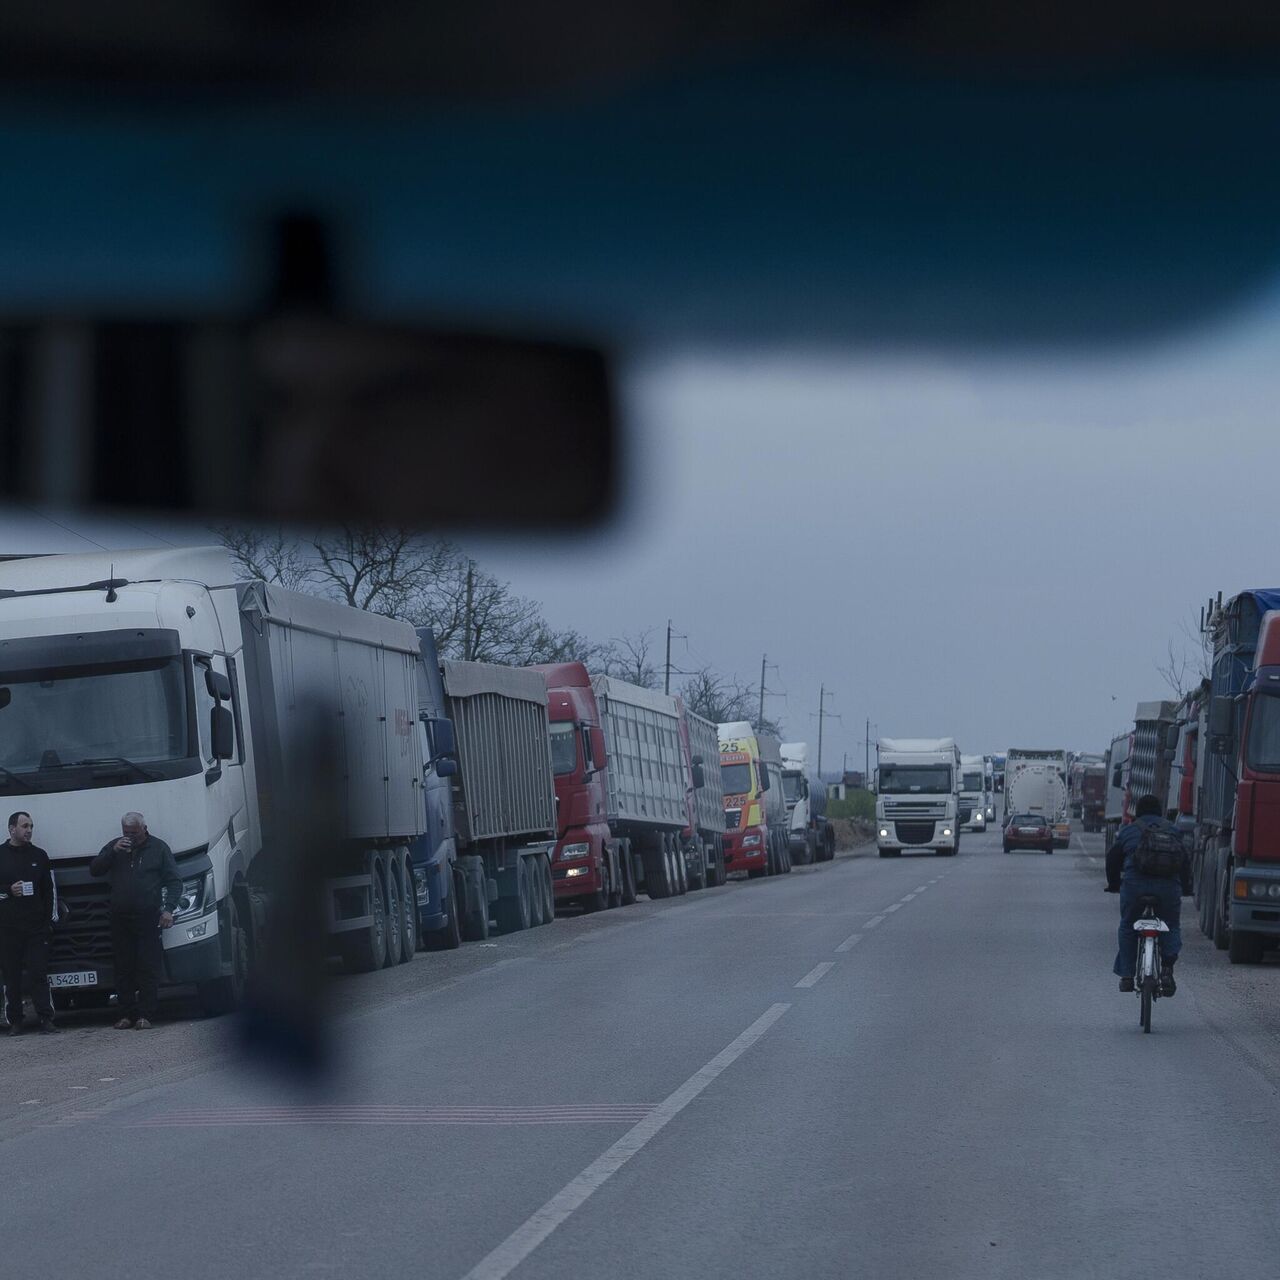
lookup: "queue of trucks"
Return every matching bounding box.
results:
[0,547,849,1013]
[1102,587,1280,965]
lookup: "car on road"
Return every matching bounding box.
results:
[1003,813,1054,855]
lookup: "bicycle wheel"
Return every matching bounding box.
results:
[1141,977,1154,1033]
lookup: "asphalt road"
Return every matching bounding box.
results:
[7,823,1280,1279]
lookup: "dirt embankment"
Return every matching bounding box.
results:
[832,817,876,850]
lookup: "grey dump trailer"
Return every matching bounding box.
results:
[441,660,558,936]
[591,674,695,898]
[682,705,728,888]
[238,579,428,978]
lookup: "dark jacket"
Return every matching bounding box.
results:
[0,842,56,934]
[1106,814,1193,893]
[89,833,182,917]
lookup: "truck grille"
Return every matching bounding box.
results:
[50,880,116,968]
[958,806,973,823]
[895,820,936,846]
[883,801,946,818]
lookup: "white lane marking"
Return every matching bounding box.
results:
[884,903,902,913]
[835,932,862,952]
[69,1086,89,1091]
[795,962,836,989]
[914,885,928,893]
[900,893,918,901]
[22,1100,40,1105]
[459,1003,791,1280]
[864,915,885,929]
[98,1078,116,1083]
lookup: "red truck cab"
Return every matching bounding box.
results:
[719,744,768,876]
[533,662,617,909]
[1227,612,1280,956]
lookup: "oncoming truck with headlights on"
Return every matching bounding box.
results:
[875,738,961,857]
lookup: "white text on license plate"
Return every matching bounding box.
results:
[49,971,98,988]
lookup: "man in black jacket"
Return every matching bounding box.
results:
[0,811,58,1035]
[90,812,182,1029]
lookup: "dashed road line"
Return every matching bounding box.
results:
[835,932,862,952]
[901,893,918,901]
[459,1002,791,1280]
[884,903,902,913]
[864,915,885,929]
[795,962,836,989]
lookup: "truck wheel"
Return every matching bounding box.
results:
[1229,928,1264,964]
[382,857,403,969]
[496,858,533,933]
[606,850,624,908]
[425,870,463,950]
[340,859,389,973]
[619,843,638,905]
[199,893,250,1014]
[674,840,689,895]
[687,841,706,891]
[642,846,669,899]
[398,852,418,962]
[528,859,546,926]
[1213,863,1230,951]
[540,857,556,923]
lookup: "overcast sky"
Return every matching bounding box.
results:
[4,285,1280,772]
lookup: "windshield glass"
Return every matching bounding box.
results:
[961,772,984,793]
[1246,694,1280,773]
[0,658,188,782]
[879,765,951,794]
[721,762,753,795]
[1012,815,1046,827]
[782,772,803,802]
[549,722,578,776]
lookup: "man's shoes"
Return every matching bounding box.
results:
[1118,976,1135,993]
[38,1018,58,1034]
[133,1017,153,1030]
[1160,966,1177,997]
[114,1017,135,1030]
[8,1020,25,1035]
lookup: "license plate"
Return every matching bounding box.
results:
[49,971,98,988]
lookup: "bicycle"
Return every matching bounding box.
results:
[1133,894,1170,1034]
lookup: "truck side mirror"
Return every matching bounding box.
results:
[205,667,232,702]
[590,727,608,770]
[690,761,706,789]
[757,763,770,791]
[426,716,456,760]
[435,757,458,778]
[211,705,235,760]
[1163,723,1181,752]
[1208,697,1233,747]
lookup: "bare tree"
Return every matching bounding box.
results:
[214,525,316,591]
[1156,611,1214,699]
[597,628,660,689]
[680,664,782,736]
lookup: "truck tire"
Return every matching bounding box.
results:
[1229,928,1264,964]
[687,841,706,891]
[459,862,491,942]
[1213,861,1231,951]
[540,857,556,923]
[528,858,546,926]
[607,850,624,907]
[620,842,638,905]
[642,845,669,899]
[425,870,463,950]
[199,893,250,1015]
[340,858,389,973]
[496,857,534,933]
[398,852,418,962]
[674,839,689,895]
[382,857,403,969]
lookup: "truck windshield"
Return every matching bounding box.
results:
[1245,693,1280,773]
[721,762,753,795]
[0,657,188,790]
[782,772,803,802]
[880,766,952,794]
[962,772,984,792]
[549,722,578,776]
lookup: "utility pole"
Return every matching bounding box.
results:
[816,684,836,777]
[758,653,767,725]
[864,716,871,784]
[664,619,673,695]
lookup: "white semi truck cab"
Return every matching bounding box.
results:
[875,737,961,857]
[959,754,987,831]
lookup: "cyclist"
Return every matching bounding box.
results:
[1105,793,1192,995]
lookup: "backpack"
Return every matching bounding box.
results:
[1131,822,1184,878]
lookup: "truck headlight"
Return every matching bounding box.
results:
[174,871,215,920]
[879,828,889,838]
[559,842,591,861]
[742,834,761,848]
[942,828,953,838]
[1270,885,1280,899]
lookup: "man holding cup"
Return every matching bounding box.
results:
[90,812,181,1030]
[0,811,58,1035]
